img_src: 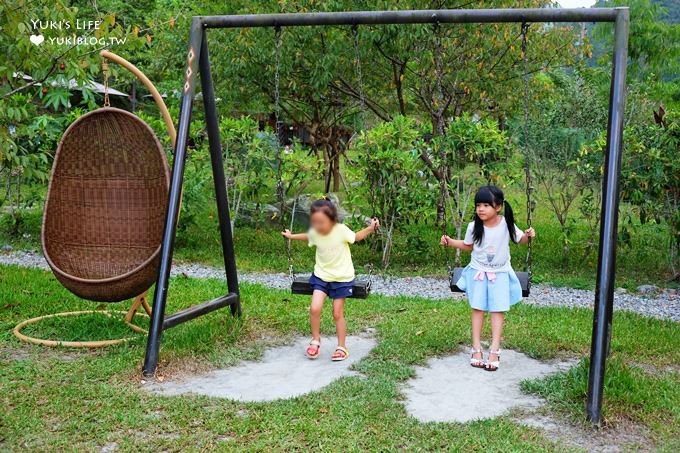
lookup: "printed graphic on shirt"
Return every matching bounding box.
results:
[463,217,524,273]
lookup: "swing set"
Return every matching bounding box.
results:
[154,8,628,426]
[24,8,628,426]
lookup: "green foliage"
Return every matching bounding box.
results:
[594,0,680,108]
[280,143,324,200]
[518,70,606,258]
[349,115,433,266]
[221,116,276,220]
[0,94,72,217]
[440,113,512,178]
[579,108,680,277]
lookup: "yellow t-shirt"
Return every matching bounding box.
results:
[308,223,356,282]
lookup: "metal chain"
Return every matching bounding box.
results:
[353,25,380,286]
[433,21,452,273]
[521,22,534,279]
[351,25,367,128]
[102,60,110,107]
[441,178,454,273]
[273,26,295,280]
[432,21,445,135]
[274,26,283,202]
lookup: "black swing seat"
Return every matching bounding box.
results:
[291,275,371,299]
[449,267,531,297]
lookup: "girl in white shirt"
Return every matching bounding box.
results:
[441,186,535,371]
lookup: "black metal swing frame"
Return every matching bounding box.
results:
[144,8,629,426]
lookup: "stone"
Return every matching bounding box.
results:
[402,349,574,423]
[637,284,659,294]
[287,193,350,224]
[1,244,13,252]
[146,335,376,402]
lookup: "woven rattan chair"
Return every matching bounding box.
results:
[42,107,170,302]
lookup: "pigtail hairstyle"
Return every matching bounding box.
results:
[503,200,518,243]
[471,186,518,244]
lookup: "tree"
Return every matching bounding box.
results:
[593,0,680,109]
[0,0,142,226]
[579,107,680,279]
[348,115,433,267]
[519,70,606,259]
[334,0,584,221]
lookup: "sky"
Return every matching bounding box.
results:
[557,0,596,7]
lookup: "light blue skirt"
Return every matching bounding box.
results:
[456,265,522,312]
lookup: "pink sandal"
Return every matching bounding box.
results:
[306,340,320,359]
[331,346,349,362]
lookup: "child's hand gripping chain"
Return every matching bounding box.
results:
[441,186,536,372]
[282,199,379,361]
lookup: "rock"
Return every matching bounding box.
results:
[344,213,372,226]
[147,335,377,402]
[286,193,350,225]
[262,204,281,226]
[1,244,13,253]
[234,202,281,226]
[614,287,627,295]
[637,284,659,294]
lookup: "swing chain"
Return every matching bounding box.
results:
[352,24,380,287]
[432,21,452,273]
[521,22,534,279]
[287,195,297,280]
[273,26,285,216]
[273,26,295,281]
[441,179,454,274]
[102,60,110,107]
[351,25,368,128]
[432,20,445,135]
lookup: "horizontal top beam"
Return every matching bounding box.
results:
[199,8,625,29]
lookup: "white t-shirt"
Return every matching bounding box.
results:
[463,217,524,273]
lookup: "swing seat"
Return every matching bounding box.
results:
[42,107,170,302]
[291,275,371,299]
[449,267,530,297]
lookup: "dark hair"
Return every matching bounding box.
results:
[472,185,518,245]
[310,199,339,222]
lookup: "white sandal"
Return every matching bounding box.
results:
[331,346,349,362]
[485,349,501,371]
[470,348,485,368]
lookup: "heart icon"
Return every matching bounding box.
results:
[30,34,44,46]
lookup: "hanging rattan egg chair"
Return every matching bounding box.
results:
[42,107,170,302]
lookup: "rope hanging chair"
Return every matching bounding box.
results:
[42,107,170,302]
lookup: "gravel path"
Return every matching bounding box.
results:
[2,250,678,322]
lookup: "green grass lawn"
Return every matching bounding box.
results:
[1,265,679,451]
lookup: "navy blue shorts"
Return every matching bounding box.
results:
[309,274,355,299]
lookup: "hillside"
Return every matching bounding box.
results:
[657,0,680,23]
[594,0,679,23]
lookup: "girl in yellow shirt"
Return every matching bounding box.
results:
[282,199,379,361]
